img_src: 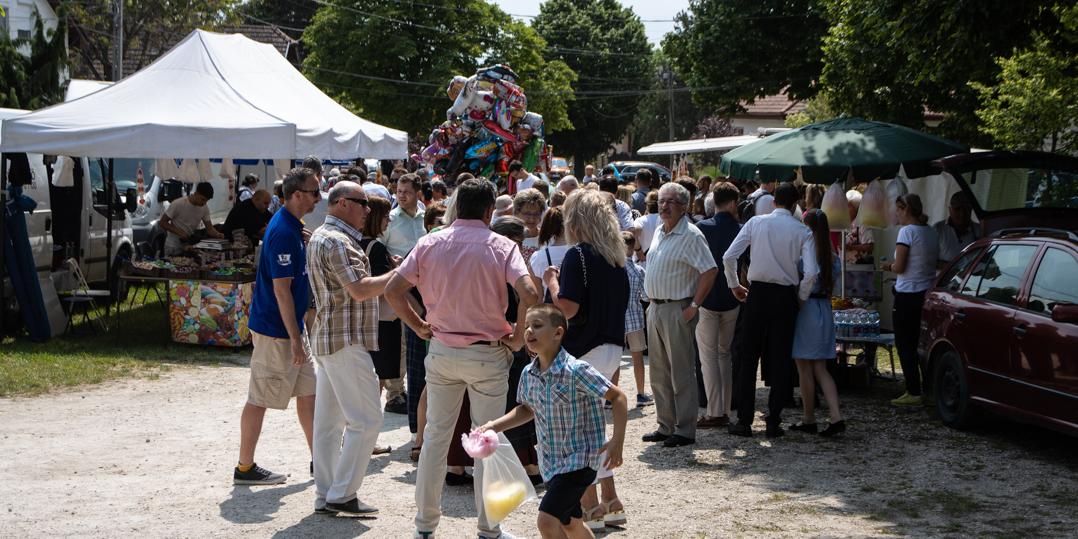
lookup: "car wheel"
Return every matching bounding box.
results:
[934,349,977,429]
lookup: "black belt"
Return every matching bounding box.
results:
[469,340,500,346]
[651,297,691,304]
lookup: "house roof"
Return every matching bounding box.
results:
[735,93,807,118]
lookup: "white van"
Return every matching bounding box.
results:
[1,108,135,307]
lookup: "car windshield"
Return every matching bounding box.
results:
[960,167,1078,212]
[109,158,156,183]
[552,158,568,168]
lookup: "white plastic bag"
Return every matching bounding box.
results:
[856,179,888,228]
[821,182,851,230]
[480,432,538,525]
[885,178,909,226]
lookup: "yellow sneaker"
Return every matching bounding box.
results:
[891,392,924,406]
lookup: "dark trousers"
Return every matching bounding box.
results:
[405,325,427,433]
[734,281,799,426]
[893,290,927,396]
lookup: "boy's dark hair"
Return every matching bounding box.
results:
[634,168,652,184]
[194,182,214,199]
[301,156,323,176]
[711,181,740,207]
[529,303,567,332]
[598,177,618,194]
[774,181,799,209]
[345,166,367,183]
[455,178,497,219]
[508,160,524,174]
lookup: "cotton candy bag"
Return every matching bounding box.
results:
[856,179,888,228]
[821,182,851,230]
[475,432,537,525]
[462,428,500,459]
[885,178,909,226]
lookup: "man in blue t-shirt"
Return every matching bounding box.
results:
[233,166,323,486]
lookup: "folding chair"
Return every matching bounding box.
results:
[61,258,110,334]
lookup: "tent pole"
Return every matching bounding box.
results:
[106,157,113,329]
[1,154,7,336]
[840,230,847,299]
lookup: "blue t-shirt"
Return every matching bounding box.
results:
[558,243,628,357]
[248,209,309,338]
[696,212,741,312]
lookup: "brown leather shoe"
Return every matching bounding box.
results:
[697,416,727,429]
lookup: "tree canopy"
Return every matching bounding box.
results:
[533,0,652,174]
[0,15,67,109]
[662,0,828,115]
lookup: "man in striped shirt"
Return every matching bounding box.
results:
[306,181,397,517]
[641,182,718,448]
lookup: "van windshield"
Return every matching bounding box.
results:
[960,167,1078,212]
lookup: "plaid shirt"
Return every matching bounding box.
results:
[517,348,613,481]
[624,261,646,333]
[306,215,378,357]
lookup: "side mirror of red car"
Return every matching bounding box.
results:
[1051,304,1078,324]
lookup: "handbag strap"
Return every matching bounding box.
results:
[545,247,553,267]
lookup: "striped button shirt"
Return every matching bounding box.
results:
[306,215,378,357]
[624,261,646,333]
[517,348,613,481]
[643,215,717,301]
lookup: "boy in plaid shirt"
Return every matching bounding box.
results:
[481,304,628,538]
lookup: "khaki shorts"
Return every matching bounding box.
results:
[248,330,316,410]
[625,329,647,353]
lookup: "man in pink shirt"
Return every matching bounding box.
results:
[385,178,539,539]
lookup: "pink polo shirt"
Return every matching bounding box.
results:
[397,219,530,348]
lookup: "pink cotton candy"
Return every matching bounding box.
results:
[462,429,500,459]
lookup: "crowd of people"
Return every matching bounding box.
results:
[225,157,979,539]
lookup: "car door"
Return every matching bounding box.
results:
[955,243,1040,406]
[84,158,110,282]
[1011,246,1078,427]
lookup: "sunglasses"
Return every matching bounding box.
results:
[342,197,369,207]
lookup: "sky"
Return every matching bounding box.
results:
[489,0,691,46]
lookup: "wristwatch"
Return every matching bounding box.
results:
[689,301,699,309]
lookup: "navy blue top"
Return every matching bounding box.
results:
[558,243,629,358]
[695,212,741,312]
[248,209,309,338]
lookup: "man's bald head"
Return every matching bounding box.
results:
[252,189,272,212]
[328,180,364,205]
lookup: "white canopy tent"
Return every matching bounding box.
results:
[0,29,408,160]
[637,135,764,156]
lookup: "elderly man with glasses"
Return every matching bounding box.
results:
[306,181,397,517]
[640,182,718,448]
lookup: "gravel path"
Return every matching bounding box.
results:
[2,358,1077,538]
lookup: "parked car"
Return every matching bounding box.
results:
[549,156,571,181]
[601,161,672,185]
[919,151,1078,437]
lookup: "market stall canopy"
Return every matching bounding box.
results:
[0,30,407,160]
[638,135,763,156]
[719,117,969,183]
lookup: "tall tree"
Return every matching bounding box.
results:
[627,52,707,160]
[820,0,1059,145]
[533,0,652,175]
[973,4,1078,154]
[304,1,576,137]
[0,15,68,109]
[663,0,828,114]
[243,0,317,37]
[63,0,240,81]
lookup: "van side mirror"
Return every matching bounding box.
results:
[125,188,138,214]
[1051,304,1078,325]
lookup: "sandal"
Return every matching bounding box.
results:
[409,444,421,462]
[582,505,606,531]
[602,498,627,527]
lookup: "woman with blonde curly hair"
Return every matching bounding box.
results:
[542,189,630,530]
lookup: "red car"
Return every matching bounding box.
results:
[919,151,1078,436]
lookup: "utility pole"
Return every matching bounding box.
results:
[663,64,675,141]
[112,0,123,81]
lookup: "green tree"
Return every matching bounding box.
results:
[972,4,1078,153]
[533,0,652,175]
[784,93,835,128]
[243,0,317,37]
[820,0,1060,145]
[626,52,708,162]
[663,0,828,114]
[63,0,240,81]
[0,14,68,109]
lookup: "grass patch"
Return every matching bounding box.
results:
[1,284,235,397]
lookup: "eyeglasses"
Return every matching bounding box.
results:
[342,197,368,207]
[658,199,684,207]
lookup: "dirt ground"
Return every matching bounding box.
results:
[2,356,1077,539]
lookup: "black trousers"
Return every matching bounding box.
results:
[733,281,799,426]
[893,289,927,396]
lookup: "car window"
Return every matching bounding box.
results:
[1026,248,1078,315]
[964,244,1037,305]
[940,247,983,292]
